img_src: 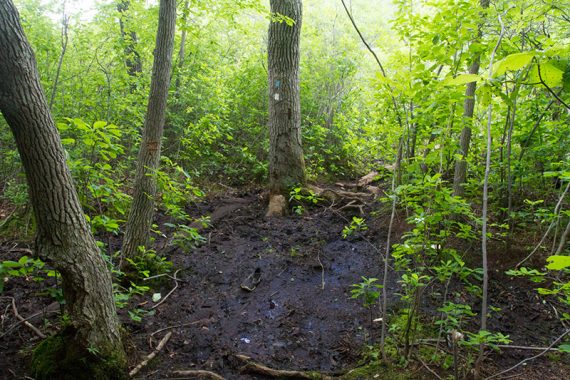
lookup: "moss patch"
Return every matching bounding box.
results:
[31,328,128,380]
[341,362,414,380]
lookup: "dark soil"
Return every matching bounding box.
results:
[1,190,569,379]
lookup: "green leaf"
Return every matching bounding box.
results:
[558,343,570,353]
[152,293,161,302]
[93,121,107,129]
[61,138,75,145]
[478,84,492,107]
[528,63,564,87]
[442,74,482,86]
[493,52,534,77]
[56,122,69,131]
[546,255,570,270]
[1,260,21,268]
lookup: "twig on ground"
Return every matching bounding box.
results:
[143,273,169,280]
[129,332,172,377]
[151,269,181,310]
[150,317,214,340]
[0,209,16,229]
[8,247,33,255]
[548,301,569,330]
[317,250,325,290]
[495,344,560,352]
[417,338,561,353]
[143,270,189,283]
[0,307,58,339]
[484,329,570,380]
[9,297,46,339]
[236,354,335,379]
[171,370,225,380]
[414,354,443,380]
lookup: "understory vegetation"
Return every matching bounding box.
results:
[0,0,569,379]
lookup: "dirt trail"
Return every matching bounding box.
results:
[1,192,569,379]
[127,194,393,378]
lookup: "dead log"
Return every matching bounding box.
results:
[357,171,379,187]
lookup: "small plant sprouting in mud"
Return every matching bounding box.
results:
[351,276,382,342]
[289,186,322,215]
[342,216,368,239]
[351,276,382,307]
[165,217,210,251]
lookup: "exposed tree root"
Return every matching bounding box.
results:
[236,354,335,379]
[266,194,288,217]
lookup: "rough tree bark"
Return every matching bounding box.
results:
[0,0,126,377]
[452,0,490,197]
[121,0,176,263]
[267,0,306,217]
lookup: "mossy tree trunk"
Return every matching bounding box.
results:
[0,0,126,375]
[267,0,306,216]
[121,0,176,263]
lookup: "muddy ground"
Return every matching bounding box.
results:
[0,190,569,379]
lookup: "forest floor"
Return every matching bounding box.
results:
[0,185,569,379]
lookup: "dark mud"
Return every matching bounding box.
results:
[1,192,569,379]
[126,194,395,379]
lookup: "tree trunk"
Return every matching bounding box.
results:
[117,0,143,79]
[267,0,305,216]
[122,0,176,263]
[452,0,489,197]
[174,0,189,94]
[0,0,126,377]
[49,4,68,110]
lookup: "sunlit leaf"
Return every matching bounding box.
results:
[546,255,570,271]
[528,63,564,87]
[442,74,482,86]
[493,52,534,77]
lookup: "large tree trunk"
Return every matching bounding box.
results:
[0,0,126,377]
[122,0,176,263]
[266,0,305,216]
[452,0,490,197]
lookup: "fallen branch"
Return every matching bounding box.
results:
[171,370,225,380]
[151,269,181,310]
[236,354,335,379]
[129,332,172,377]
[10,297,46,339]
[0,307,58,339]
[485,329,570,380]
